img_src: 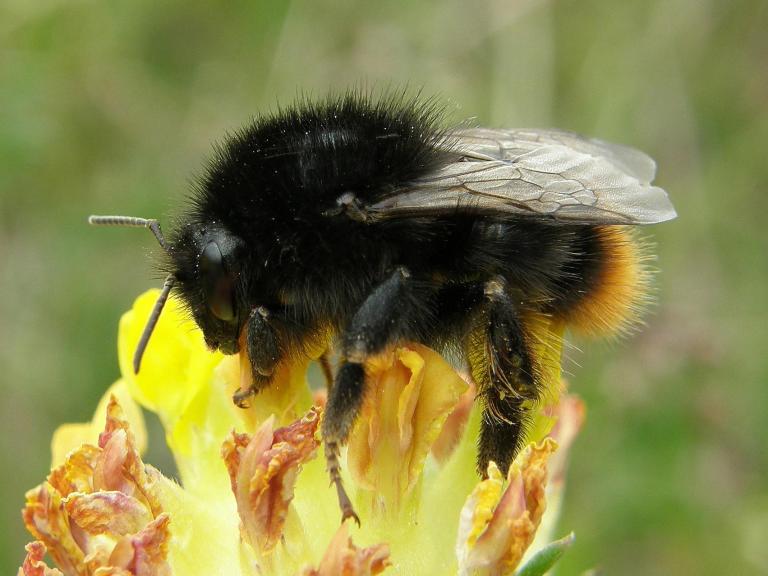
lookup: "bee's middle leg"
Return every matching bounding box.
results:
[323,266,428,523]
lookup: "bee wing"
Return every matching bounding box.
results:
[368,128,676,225]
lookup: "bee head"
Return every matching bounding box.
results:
[168,221,248,356]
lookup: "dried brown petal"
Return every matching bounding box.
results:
[107,515,171,576]
[23,483,86,575]
[17,541,64,576]
[546,394,585,487]
[300,524,390,576]
[431,383,475,464]
[222,407,320,553]
[65,491,154,536]
[457,440,557,575]
[20,398,171,576]
[347,346,468,508]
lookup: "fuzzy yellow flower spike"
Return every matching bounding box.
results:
[20,289,583,575]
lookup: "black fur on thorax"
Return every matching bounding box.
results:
[193,92,448,235]
[167,92,452,324]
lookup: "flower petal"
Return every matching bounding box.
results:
[23,482,86,575]
[300,524,390,576]
[431,383,475,464]
[456,439,558,575]
[525,393,585,556]
[223,350,317,430]
[545,394,585,488]
[51,380,147,469]
[222,407,320,553]
[347,345,468,510]
[119,291,219,421]
[22,397,172,576]
[64,491,154,536]
[107,514,171,576]
[17,541,64,576]
[119,290,318,501]
[46,443,100,497]
[95,399,162,516]
[146,475,242,575]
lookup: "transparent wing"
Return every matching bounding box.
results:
[368,127,676,225]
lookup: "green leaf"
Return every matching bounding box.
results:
[514,532,576,576]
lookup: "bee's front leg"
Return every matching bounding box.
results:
[323,266,427,524]
[233,306,281,408]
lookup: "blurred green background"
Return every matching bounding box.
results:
[2,0,766,573]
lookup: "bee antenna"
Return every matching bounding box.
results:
[133,275,175,374]
[88,215,169,252]
[88,215,175,371]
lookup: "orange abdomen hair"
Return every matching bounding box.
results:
[564,225,652,337]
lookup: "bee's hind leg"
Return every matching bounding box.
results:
[470,277,542,477]
[323,266,428,524]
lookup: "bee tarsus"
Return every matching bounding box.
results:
[325,438,361,526]
[232,386,255,409]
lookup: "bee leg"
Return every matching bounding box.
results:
[472,277,539,477]
[323,267,418,523]
[233,306,281,408]
[233,386,257,408]
[324,363,365,526]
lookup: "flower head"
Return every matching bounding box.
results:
[21,290,583,575]
[21,396,171,575]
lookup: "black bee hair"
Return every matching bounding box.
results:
[189,89,452,229]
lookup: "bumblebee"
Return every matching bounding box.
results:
[90,92,675,523]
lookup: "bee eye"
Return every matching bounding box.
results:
[200,241,236,322]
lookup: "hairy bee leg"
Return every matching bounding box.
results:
[233,306,281,408]
[472,277,539,477]
[323,267,420,523]
[478,394,528,477]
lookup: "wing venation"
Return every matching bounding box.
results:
[368,128,676,225]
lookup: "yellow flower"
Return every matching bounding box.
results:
[20,290,584,575]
